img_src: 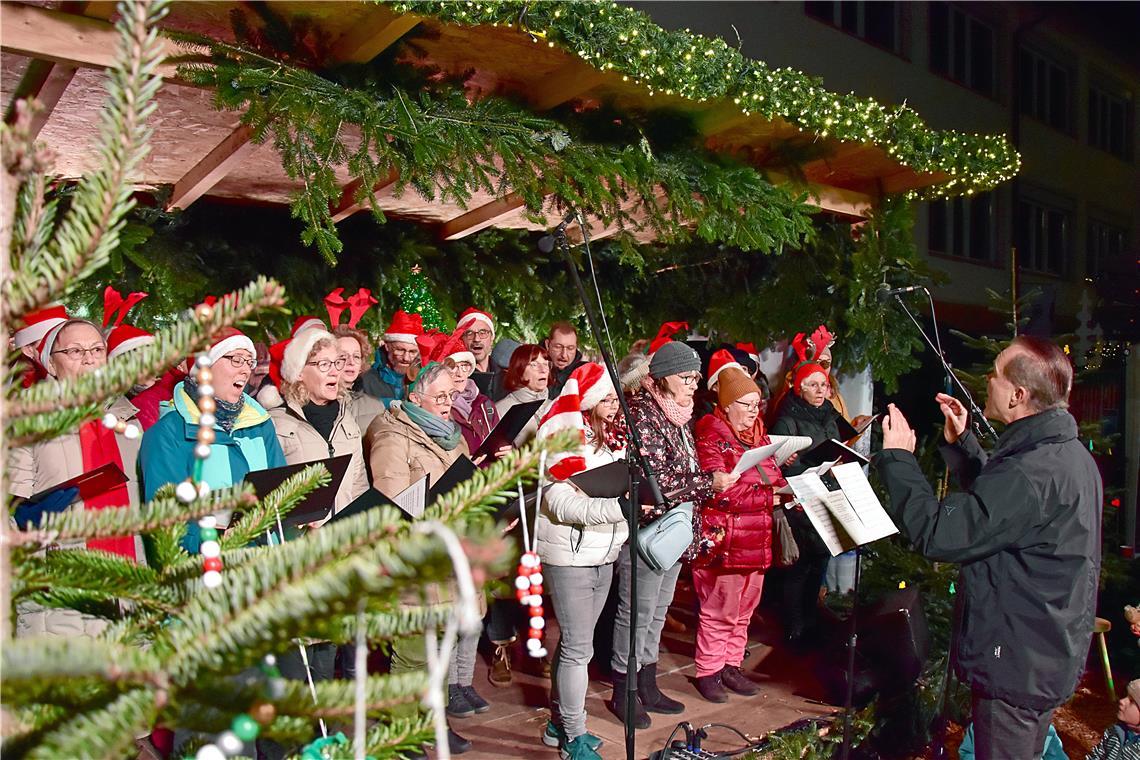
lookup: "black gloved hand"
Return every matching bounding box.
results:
[617,493,634,520]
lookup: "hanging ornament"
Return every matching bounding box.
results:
[514,452,548,658]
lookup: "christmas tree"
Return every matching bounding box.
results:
[1,3,551,758]
[398,266,447,332]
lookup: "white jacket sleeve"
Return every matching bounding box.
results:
[543,482,624,526]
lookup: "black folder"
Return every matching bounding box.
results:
[798,439,870,468]
[328,487,411,523]
[244,454,352,528]
[427,455,478,505]
[836,413,882,442]
[569,460,630,498]
[471,400,545,459]
[29,463,128,505]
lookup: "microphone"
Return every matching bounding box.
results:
[876,284,925,303]
[537,210,579,253]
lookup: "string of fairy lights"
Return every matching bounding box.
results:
[389,0,1021,199]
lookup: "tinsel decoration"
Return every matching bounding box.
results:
[399,265,446,331]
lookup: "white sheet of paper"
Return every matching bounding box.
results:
[769,435,815,466]
[393,476,428,519]
[831,462,898,543]
[731,435,814,476]
[775,458,840,495]
[784,473,854,556]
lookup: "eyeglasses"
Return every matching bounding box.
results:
[732,400,762,413]
[342,353,363,366]
[548,343,576,355]
[450,360,474,372]
[678,373,702,386]
[220,354,256,369]
[801,381,830,391]
[428,390,462,405]
[306,357,347,373]
[462,328,493,341]
[52,345,107,360]
[527,359,551,369]
[388,346,418,358]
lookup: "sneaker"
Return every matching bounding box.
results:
[720,665,759,696]
[695,673,728,703]
[446,683,475,718]
[461,684,490,713]
[560,734,602,760]
[542,721,603,750]
[489,643,512,687]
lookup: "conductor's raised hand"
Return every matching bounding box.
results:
[881,403,916,453]
[935,392,968,444]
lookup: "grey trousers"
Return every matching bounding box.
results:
[546,563,615,740]
[448,630,479,686]
[611,543,682,675]
[971,691,1056,760]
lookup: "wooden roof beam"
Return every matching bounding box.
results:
[768,172,873,219]
[166,125,258,210]
[331,13,421,63]
[330,169,401,223]
[0,3,181,78]
[438,193,527,241]
[3,59,78,137]
[528,62,607,111]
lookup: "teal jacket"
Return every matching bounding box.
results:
[139,382,285,552]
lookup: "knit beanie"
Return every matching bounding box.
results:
[717,367,760,408]
[793,362,827,395]
[649,340,700,379]
[491,337,522,370]
[1129,678,1140,707]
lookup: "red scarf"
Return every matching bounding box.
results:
[78,419,136,560]
[713,404,765,448]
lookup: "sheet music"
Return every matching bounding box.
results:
[393,476,427,519]
[775,458,840,494]
[784,473,854,556]
[831,462,898,543]
[731,435,814,476]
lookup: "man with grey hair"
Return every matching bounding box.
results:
[875,336,1100,759]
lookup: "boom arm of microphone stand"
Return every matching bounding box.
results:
[552,225,667,508]
[891,292,998,443]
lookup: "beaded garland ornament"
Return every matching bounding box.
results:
[513,451,548,659]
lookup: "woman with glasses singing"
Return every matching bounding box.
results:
[770,361,842,646]
[10,318,147,637]
[332,325,385,435]
[691,367,789,702]
[608,341,737,729]
[140,328,286,553]
[495,344,555,446]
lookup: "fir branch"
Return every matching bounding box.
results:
[5,277,285,446]
[23,688,158,760]
[361,714,436,759]
[273,672,428,717]
[5,0,168,322]
[220,463,329,549]
[1,638,162,696]
[323,604,453,644]
[13,550,178,614]
[9,482,257,549]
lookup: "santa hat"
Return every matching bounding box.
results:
[325,287,379,329]
[14,305,69,349]
[649,321,689,354]
[102,286,147,330]
[384,310,424,345]
[429,330,475,367]
[107,324,155,361]
[707,349,745,391]
[736,341,760,363]
[792,362,828,396]
[39,318,100,369]
[456,307,494,337]
[537,362,617,480]
[415,329,444,368]
[281,329,334,383]
[207,327,256,367]
[291,315,326,338]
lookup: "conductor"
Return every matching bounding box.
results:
[874,336,1101,759]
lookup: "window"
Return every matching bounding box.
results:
[805,1,899,53]
[929,3,995,96]
[1019,47,1073,133]
[1016,197,1072,275]
[1088,82,1133,160]
[1086,218,1128,278]
[928,192,995,262]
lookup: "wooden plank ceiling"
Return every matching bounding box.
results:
[0,1,938,244]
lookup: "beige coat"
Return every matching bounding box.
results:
[269,399,369,520]
[347,390,385,440]
[366,402,469,505]
[7,395,141,637]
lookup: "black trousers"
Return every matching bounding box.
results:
[971,690,1055,760]
[782,553,829,637]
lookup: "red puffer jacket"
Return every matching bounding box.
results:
[694,414,785,571]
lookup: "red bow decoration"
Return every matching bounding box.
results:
[649,321,689,353]
[416,329,445,367]
[324,288,347,328]
[102,286,147,329]
[345,288,378,328]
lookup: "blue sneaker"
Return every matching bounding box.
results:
[542,720,602,751]
[560,734,602,760]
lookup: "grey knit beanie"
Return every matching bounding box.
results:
[490,338,522,370]
[649,341,700,379]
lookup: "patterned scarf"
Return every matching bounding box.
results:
[451,377,480,419]
[641,376,694,427]
[184,373,245,433]
[586,411,629,452]
[401,400,463,451]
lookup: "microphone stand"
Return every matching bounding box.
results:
[545,214,667,760]
[886,289,998,442]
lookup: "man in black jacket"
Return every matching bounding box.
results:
[876,336,1101,759]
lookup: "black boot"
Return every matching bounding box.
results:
[638,663,685,714]
[606,670,650,729]
[447,726,472,754]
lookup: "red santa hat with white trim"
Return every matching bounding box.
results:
[429,330,476,367]
[13,305,69,349]
[706,348,745,391]
[206,327,256,367]
[107,325,155,361]
[384,310,424,344]
[455,307,494,337]
[281,329,335,384]
[291,315,326,338]
[536,362,616,481]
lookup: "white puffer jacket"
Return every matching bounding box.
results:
[536,440,628,567]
